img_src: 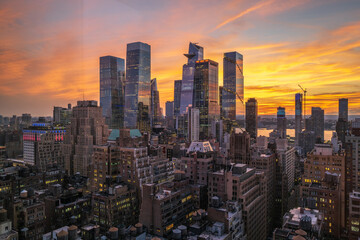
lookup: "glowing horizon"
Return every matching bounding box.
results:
[0,0,359,117]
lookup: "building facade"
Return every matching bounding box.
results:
[124,42,151,131]
[180,42,204,115]
[245,98,258,139]
[193,59,219,139]
[222,51,244,121]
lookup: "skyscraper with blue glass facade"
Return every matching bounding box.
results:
[193,59,219,139]
[222,51,244,121]
[180,42,203,114]
[124,42,151,130]
[100,56,125,129]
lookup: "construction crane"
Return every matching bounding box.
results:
[298,84,307,127]
[222,87,245,129]
[224,56,243,76]
[222,87,244,105]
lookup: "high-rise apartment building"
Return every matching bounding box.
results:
[99,55,125,129]
[311,107,324,142]
[180,42,204,114]
[23,122,66,171]
[349,191,360,239]
[189,108,200,142]
[63,100,108,176]
[245,98,258,139]
[150,78,161,126]
[222,51,244,120]
[277,107,287,139]
[339,98,348,121]
[208,164,267,240]
[53,105,72,125]
[165,101,174,118]
[124,42,151,131]
[193,59,219,139]
[301,144,348,238]
[337,98,349,144]
[174,80,182,117]
[346,123,360,190]
[295,93,303,145]
[229,128,251,164]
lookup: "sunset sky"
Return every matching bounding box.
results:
[1,0,359,116]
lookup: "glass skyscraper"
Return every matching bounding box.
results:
[295,93,303,145]
[151,78,161,126]
[99,56,125,129]
[277,107,286,139]
[245,98,258,139]
[222,51,244,120]
[124,42,151,130]
[174,80,182,117]
[180,42,204,114]
[339,98,348,121]
[193,59,219,139]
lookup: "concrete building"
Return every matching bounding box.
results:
[139,179,195,237]
[346,123,360,191]
[23,123,66,171]
[349,191,360,239]
[53,105,72,126]
[63,100,108,177]
[92,184,139,232]
[273,207,324,239]
[189,108,200,142]
[208,164,266,240]
[229,128,250,164]
[207,199,245,239]
[295,93,303,146]
[180,141,214,185]
[277,107,287,139]
[0,208,18,240]
[245,98,258,139]
[301,144,348,238]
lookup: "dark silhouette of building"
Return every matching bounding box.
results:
[277,107,287,139]
[245,98,258,139]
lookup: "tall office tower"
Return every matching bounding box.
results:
[245,98,258,139]
[311,107,324,142]
[230,128,251,164]
[21,113,32,126]
[150,78,161,126]
[219,86,224,118]
[53,104,72,125]
[301,144,349,238]
[63,100,108,176]
[208,164,267,240]
[346,123,360,190]
[179,42,204,114]
[339,98,348,121]
[23,122,66,171]
[173,80,182,116]
[188,108,200,142]
[251,152,276,236]
[349,191,360,239]
[337,98,349,144]
[165,101,174,118]
[124,42,151,131]
[295,93,303,145]
[193,59,219,139]
[277,107,287,139]
[100,56,125,129]
[222,51,244,120]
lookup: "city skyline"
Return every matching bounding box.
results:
[1,0,360,116]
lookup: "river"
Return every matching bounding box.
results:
[257,128,334,141]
